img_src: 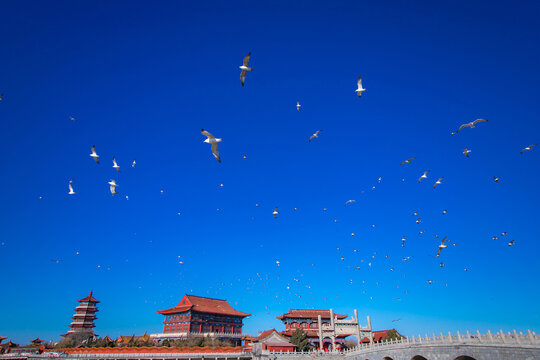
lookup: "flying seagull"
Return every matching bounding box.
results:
[239,52,252,87]
[345,200,356,205]
[0,94,3,101]
[273,207,279,219]
[68,179,77,195]
[112,157,121,172]
[355,76,366,97]
[442,209,448,215]
[453,119,488,134]
[463,148,471,157]
[416,218,421,224]
[297,101,301,111]
[90,146,99,164]
[309,130,322,142]
[493,176,499,183]
[400,157,415,165]
[437,237,447,257]
[427,280,433,284]
[418,171,430,183]
[521,144,537,154]
[69,116,76,122]
[434,177,443,189]
[508,240,515,246]
[201,129,222,163]
[108,180,118,195]
[132,160,136,168]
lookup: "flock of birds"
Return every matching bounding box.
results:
[1,51,537,313]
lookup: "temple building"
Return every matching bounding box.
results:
[243,329,296,353]
[61,291,99,342]
[151,294,250,346]
[277,309,351,350]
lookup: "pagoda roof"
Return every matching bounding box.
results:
[78,291,100,303]
[102,336,113,343]
[0,340,19,348]
[0,336,6,344]
[280,330,350,338]
[30,338,44,344]
[276,309,347,320]
[157,294,250,317]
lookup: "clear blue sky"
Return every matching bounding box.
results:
[1,0,539,345]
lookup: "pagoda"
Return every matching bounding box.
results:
[61,291,99,342]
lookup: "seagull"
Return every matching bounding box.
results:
[434,177,443,189]
[90,146,99,164]
[440,262,444,268]
[108,180,119,195]
[0,94,3,101]
[273,207,279,219]
[239,52,252,87]
[309,130,322,142]
[68,179,77,195]
[132,160,136,168]
[501,232,508,236]
[492,236,498,240]
[508,240,515,246]
[437,237,447,257]
[418,171,430,183]
[427,280,433,284]
[442,209,448,215]
[392,318,401,322]
[51,259,62,264]
[521,144,537,154]
[345,200,356,205]
[454,119,489,134]
[160,189,164,195]
[355,76,366,97]
[463,148,471,157]
[296,101,301,111]
[112,157,121,172]
[493,176,499,183]
[69,116,76,122]
[416,218,421,224]
[402,236,406,247]
[400,157,415,165]
[201,129,222,163]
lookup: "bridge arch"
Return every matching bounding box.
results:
[454,357,477,360]
[382,357,394,360]
[411,356,428,360]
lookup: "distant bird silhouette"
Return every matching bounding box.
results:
[201,129,222,163]
[521,144,537,154]
[112,157,121,172]
[400,157,415,165]
[355,76,366,97]
[418,171,430,183]
[453,119,488,134]
[68,179,77,195]
[297,101,301,111]
[463,148,471,157]
[309,130,322,142]
[90,146,99,164]
[239,52,252,87]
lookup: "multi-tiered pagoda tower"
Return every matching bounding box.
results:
[61,291,99,342]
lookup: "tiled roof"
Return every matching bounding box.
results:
[56,346,243,354]
[78,291,100,303]
[280,330,350,338]
[157,295,250,317]
[253,329,278,341]
[360,329,405,343]
[264,342,296,347]
[276,309,347,320]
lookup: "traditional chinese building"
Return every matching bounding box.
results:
[244,329,296,353]
[61,291,99,342]
[152,294,250,346]
[277,309,350,351]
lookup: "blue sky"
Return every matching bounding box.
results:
[1,0,539,345]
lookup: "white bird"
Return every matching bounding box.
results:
[521,144,537,154]
[108,180,119,195]
[508,240,515,246]
[416,218,421,224]
[201,129,222,163]
[434,177,443,189]
[90,145,99,164]
[454,119,488,134]
[463,148,471,158]
[296,101,301,111]
[273,207,279,219]
[437,237,447,257]
[69,116,76,122]
[418,171,430,183]
[345,200,356,205]
[493,176,499,183]
[132,160,136,168]
[112,157,121,172]
[427,280,433,284]
[68,179,77,195]
[239,52,252,87]
[400,157,415,165]
[355,76,366,97]
[309,130,322,142]
[442,209,448,215]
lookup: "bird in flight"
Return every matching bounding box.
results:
[418,171,430,183]
[345,200,356,205]
[90,146,99,164]
[400,157,415,165]
[521,144,537,154]
[112,157,121,172]
[437,237,447,257]
[309,130,322,142]
[508,240,515,246]
[69,116,76,122]
[51,259,62,264]
[297,101,301,111]
[463,148,471,157]
[392,318,401,322]
[132,160,136,168]
[68,179,76,195]
[493,176,499,183]
[416,218,421,224]
[239,52,252,87]
[440,262,444,268]
[492,236,498,240]
[273,207,279,219]
[201,129,222,163]
[434,177,444,189]
[355,76,366,97]
[108,180,118,195]
[453,119,488,134]
[0,94,3,101]
[427,280,433,284]
[442,209,448,215]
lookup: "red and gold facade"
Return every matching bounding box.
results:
[152,295,250,346]
[61,291,99,341]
